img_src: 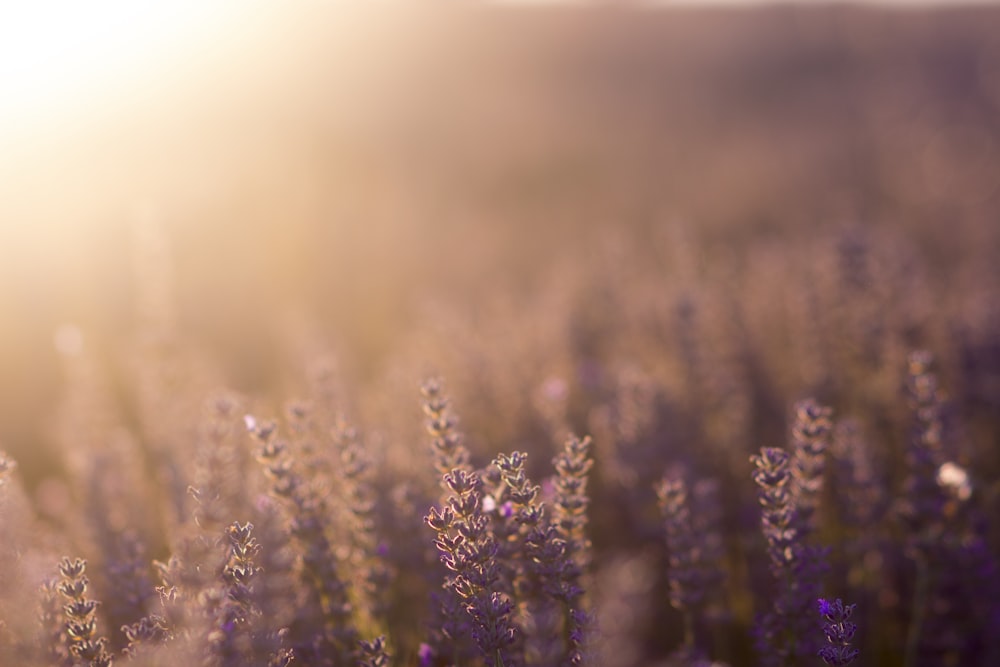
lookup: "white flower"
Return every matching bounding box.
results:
[937,461,972,501]
[482,495,497,513]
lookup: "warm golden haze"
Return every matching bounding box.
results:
[0,2,248,130]
[0,4,997,666]
[0,2,998,465]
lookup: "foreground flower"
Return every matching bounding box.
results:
[817,598,859,666]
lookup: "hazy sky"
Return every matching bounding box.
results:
[7,0,997,145]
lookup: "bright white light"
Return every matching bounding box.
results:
[244,415,258,433]
[937,461,972,501]
[482,495,498,513]
[0,1,232,126]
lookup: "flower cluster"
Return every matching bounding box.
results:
[656,474,703,638]
[752,399,834,667]
[358,635,390,667]
[422,378,471,480]
[788,399,832,536]
[250,420,356,665]
[4,210,1000,667]
[817,598,859,666]
[56,558,114,667]
[203,522,263,665]
[898,350,949,553]
[426,468,515,665]
[751,448,797,573]
[0,452,15,487]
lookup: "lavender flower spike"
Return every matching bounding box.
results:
[818,598,859,666]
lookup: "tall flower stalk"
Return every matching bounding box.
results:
[751,431,830,667]
[656,474,702,650]
[551,434,594,666]
[817,598,860,666]
[249,419,357,666]
[56,558,114,667]
[426,469,515,666]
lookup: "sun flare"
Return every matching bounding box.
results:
[0,1,237,129]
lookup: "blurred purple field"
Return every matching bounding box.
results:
[0,4,998,666]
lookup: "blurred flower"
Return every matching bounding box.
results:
[541,377,568,402]
[417,642,434,666]
[0,452,16,486]
[482,494,497,513]
[937,461,972,501]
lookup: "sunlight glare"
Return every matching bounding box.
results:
[0,1,234,128]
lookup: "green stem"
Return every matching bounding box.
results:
[904,554,930,667]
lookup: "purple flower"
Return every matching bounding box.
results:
[818,598,833,617]
[417,642,434,666]
[817,598,859,666]
[541,376,569,402]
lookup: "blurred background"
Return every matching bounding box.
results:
[1,1,1000,478]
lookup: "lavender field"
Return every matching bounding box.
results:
[1,4,999,666]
